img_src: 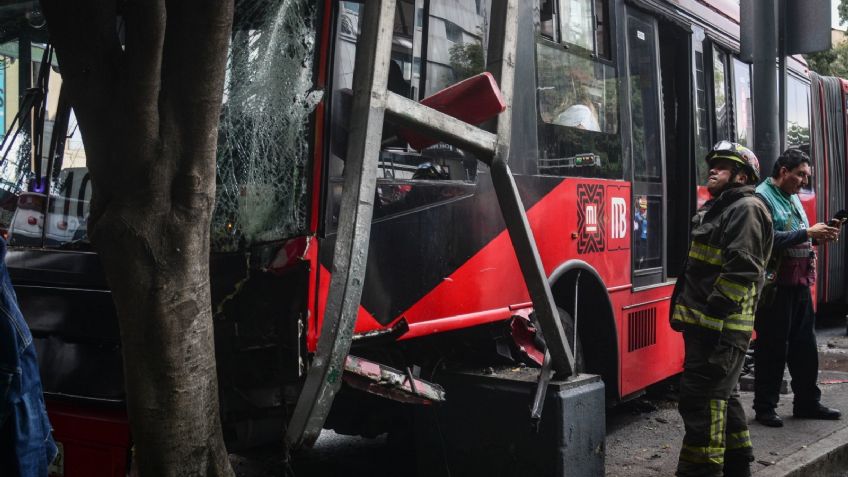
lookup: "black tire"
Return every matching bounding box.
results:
[530,307,585,373]
[557,306,585,374]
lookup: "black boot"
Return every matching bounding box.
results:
[793,404,841,420]
[754,411,783,427]
[723,458,752,477]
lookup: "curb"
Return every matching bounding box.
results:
[753,424,848,477]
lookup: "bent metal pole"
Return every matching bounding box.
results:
[285,0,397,449]
[285,0,575,451]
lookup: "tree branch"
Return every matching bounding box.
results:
[40,0,123,205]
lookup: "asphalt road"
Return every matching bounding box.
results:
[230,431,408,477]
[230,323,848,477]
[230,395,670,477]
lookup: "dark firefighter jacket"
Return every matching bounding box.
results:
[670,184,773,350]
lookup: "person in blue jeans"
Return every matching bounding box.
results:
[0,238,58,476]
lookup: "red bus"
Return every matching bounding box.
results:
[0,0,843,475]
[810,74,848,312]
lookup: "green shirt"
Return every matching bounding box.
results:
[755,178,809,233]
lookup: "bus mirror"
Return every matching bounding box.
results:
[397,72,506,151]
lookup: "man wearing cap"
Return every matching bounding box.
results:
[670,141,773,477]
[753,148,841,428]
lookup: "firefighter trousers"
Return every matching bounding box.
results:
[677,332,753,477]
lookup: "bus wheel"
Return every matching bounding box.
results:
[532,307,585,373]
[557,306,585,374]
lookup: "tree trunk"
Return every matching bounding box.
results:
[39,1,235,475]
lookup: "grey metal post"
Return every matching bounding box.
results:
[489,161,575,377]
[285,0,397,450]
[778,0,786,153]
[753,0,779,176]
[485,0,574,377]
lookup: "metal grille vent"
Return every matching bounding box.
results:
[628,307,657,352]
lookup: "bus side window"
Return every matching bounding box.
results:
[712,47,732,143]
[535,40,622,179]
[44,167,91,248]
[5,80,90,249]
[45,108,91,248]
[786,74,812,190]
[732,58,753,148]
[539,0,557,40]
[549,0,611,59]
[326,0,488,229]
[693,40,711,185]
[786,75,810,149]
[559,0,594,51]
[632,195,661,270]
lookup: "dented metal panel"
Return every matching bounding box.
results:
[342,355,445,404]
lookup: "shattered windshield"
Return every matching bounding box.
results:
[0,1,320,251]
[212,0,321,252]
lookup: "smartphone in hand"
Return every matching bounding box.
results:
[829,209,848,228]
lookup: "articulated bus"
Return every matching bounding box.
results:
[0,0,845,474]
[810,73,848,313]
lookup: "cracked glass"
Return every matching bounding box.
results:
[212,0,321,252]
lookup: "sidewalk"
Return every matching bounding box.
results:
[606,325,848,477]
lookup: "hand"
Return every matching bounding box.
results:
[807,222,840,242]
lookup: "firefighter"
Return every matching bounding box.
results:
[670,141,773,477]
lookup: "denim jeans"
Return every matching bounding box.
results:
[0,238,58,477]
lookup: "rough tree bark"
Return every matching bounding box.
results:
[39,1,235,475]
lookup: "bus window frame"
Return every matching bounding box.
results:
[323,0,491,233]
[539,0,559,42]
[730,57,753,148]
[707,42,734,144]
[558,0,597,53]
[538,0,613,60]
[786,72,812,145]
[785,71,813,192]
[623,8,666,285]
[692,26,711,185]
[533,35,623,180]
[533,0,621,180]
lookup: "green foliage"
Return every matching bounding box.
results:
[449,40,485,81]
[804,1,848,77]
[805,41,848,77]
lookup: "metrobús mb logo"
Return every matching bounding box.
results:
[577,183,605,254]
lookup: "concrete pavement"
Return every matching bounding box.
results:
[606,324,848,477]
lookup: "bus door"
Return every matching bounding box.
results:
[624,8,666,287]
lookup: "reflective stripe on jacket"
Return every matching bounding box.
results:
[670,185,773,349]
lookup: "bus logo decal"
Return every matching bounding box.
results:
[577,184,605,254]
[586,205,598,232]
[611,197,627,239]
